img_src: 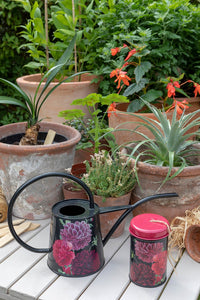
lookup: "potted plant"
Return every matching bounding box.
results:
[108,37,200,144]
[15,0,100,123]
[81,150,136,238]
[58,92,129,156]
[0,39,81,220]
[121,102,200,222]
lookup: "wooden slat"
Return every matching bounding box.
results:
[9,256,58,300]
[0,219,49,264]
[78,239,130,300]
[39,221,130,300]
[0,226,50,294]
[160,250,200,300]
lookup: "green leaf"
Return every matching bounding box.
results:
[123,78,149,96]
[141,89,163,103]
[127,99,144,112]
[0,96,28,110]
[134,61,152,83]
[58,109,85,120]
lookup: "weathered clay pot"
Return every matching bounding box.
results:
[130,159,200,223]
[109,99,200,145]
[16,73,100,123]
[185,225,200,263]
[94,192,131,239]
[62,182,88,200]
[0,122,81,219]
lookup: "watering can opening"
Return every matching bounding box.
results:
[60,204,86,216]
[52,199,98,220]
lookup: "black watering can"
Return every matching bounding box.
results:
[8,172,178,277]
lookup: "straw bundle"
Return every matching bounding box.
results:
[169,206,200,251]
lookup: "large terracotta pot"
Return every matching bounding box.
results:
[16,73,100,123]
[0,122,81,219]
[130,159,200,223]
[94,192,131,239]
[109,98,200,145]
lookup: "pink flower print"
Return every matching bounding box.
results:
[60,221,92,251]
[53,240,75,267]
[152,250,167,276]
[135,240,163,263]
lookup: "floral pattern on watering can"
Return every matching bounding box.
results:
[51,218,102,277]
[130,237,168,287]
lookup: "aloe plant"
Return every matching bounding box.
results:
[123,102,200,185]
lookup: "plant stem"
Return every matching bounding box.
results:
[44,0,49,69]
[72,0,77,77]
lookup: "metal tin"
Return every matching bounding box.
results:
[129,213,169,287]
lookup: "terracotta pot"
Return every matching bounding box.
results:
[185,224,200,263]
[94,192,131,239]
[62,182,88,200]
[16,73,100,123]
[130,159,200,223]
[109,99,200,145]
[0,122,81,219]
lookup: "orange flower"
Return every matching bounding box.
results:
[111,47,121,56]
[107,102,117,118]
[193,83,200,97]
[110,68,131,89]
[166,81,180,98]
[115,71,131,89]
[110,68,121,78]
[124,48,137,61]
[166,99,189,115]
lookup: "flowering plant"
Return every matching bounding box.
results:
[81,150,136,198]
[110,42,200,115]
[59,93,129,153]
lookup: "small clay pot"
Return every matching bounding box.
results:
[185,225,200,263]
[62,182,88,200]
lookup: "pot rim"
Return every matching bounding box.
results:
[16,73,99,86]
[0,121,81,154]
[129,157,200,177]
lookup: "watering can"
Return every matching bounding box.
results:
[8,172,178,277]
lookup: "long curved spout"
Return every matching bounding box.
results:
[102,192,178,246]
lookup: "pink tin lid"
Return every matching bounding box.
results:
[129,213,170,240]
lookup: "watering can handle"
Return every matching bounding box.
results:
[7,172,94,253]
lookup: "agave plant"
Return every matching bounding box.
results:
[123,102,200,185]
[0,35,81,145]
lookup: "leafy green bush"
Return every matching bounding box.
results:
[92,0,200,95]
[0,0,32,124]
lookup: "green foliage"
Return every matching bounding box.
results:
[123,102,200,185]
[92,0,200,95]
[82,150,136,198]
[59,93,129,152]
[0,36,77,127]
[17,0,100,76]
[0,0,33,123]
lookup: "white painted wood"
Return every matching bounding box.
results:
[0,219,49,263]
[9,255,58,300]
[0,226,50,293]
[78,239,130,300]
[39,221,130,300]
[120,259,176,300]
[160,251,200,300]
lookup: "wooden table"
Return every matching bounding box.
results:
[0,217,199,300]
